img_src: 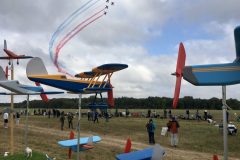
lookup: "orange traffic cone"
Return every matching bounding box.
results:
[213,155,219,160]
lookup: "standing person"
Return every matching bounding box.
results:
[204,110,208,121]
[3,112,9,128]
[163,108,167,119]
[67,112,74,129]
[60,111,65,130]
[16,112,20,125]
[186,109,190,119]
[167,116,180,147]
[146,119,156,144]
[93,111,99,123]
[87,110,91,121]
[168,109,172,118]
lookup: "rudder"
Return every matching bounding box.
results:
[26,57,48,76]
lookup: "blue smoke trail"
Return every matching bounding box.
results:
[49,0,101,62]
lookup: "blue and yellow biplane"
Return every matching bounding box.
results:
[26,57,128,106]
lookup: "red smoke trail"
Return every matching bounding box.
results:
[54,9,105,76]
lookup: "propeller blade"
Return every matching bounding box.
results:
[5,66,8,79]
[173,76,182,108]
[176,42,186,75]
[4,40,7,50]
[172,43,186,108]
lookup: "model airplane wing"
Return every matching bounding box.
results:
[116,144,165,160]
[58,136,101,152]
[0,66,63,95]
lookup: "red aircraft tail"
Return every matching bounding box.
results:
[124,138,132,153]
[172,43,186,109]
[68,131,74,159]
[35,82,49,102]
[107,83,114,108]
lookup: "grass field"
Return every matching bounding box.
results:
[0,109,239,160]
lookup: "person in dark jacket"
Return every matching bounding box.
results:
[167,116,180,147]
[146,119,156,144]
[60,111,65,130]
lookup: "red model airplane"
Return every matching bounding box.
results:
[0,40,33,65]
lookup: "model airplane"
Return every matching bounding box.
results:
[0,40,33,65]
[172,26,240,108]
[116,144,165,160]
[172,26,240,160]
[26,57,127,106]
[58,136,101,152]
[0,66,63,97]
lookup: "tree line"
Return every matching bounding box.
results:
[0,96,240,110]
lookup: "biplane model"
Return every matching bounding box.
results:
[172,26,240,160]
[0,40,33,65]
[26,57,128,107]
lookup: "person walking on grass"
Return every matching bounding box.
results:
[67,112,74,129]
[3,112,9,128]
[93,111,99,123]
[16,112,20,125]
[146,119,156,144]
[60,111,65,130]
[167,116,180,147]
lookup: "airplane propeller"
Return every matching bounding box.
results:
[172,43,186,109]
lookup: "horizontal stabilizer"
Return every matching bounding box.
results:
[26,57,48,76]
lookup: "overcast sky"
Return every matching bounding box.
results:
[0,0,240,103]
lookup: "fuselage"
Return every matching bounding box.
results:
[183,62,240,86]
[28,75,111,93]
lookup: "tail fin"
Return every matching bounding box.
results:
[87,136,93,145]
[124,138,131,153]
[107,83,114,108]
[35,82,48,102]
[151,144,165,160]
[26,57,48,76]
[234,26,240,62]
[0,66,7,81]
[4,40,7,50]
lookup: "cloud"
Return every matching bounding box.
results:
[0,0,240,103]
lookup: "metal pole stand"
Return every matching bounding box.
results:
[77,94,82,160]
[222,86,228,160]
[24,95,30,149]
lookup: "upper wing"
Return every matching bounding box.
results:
[75,63,128,78]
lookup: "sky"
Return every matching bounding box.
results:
[0,0,240,103]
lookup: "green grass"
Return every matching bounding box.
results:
[0,109,239,159]
[2,152,45,160]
